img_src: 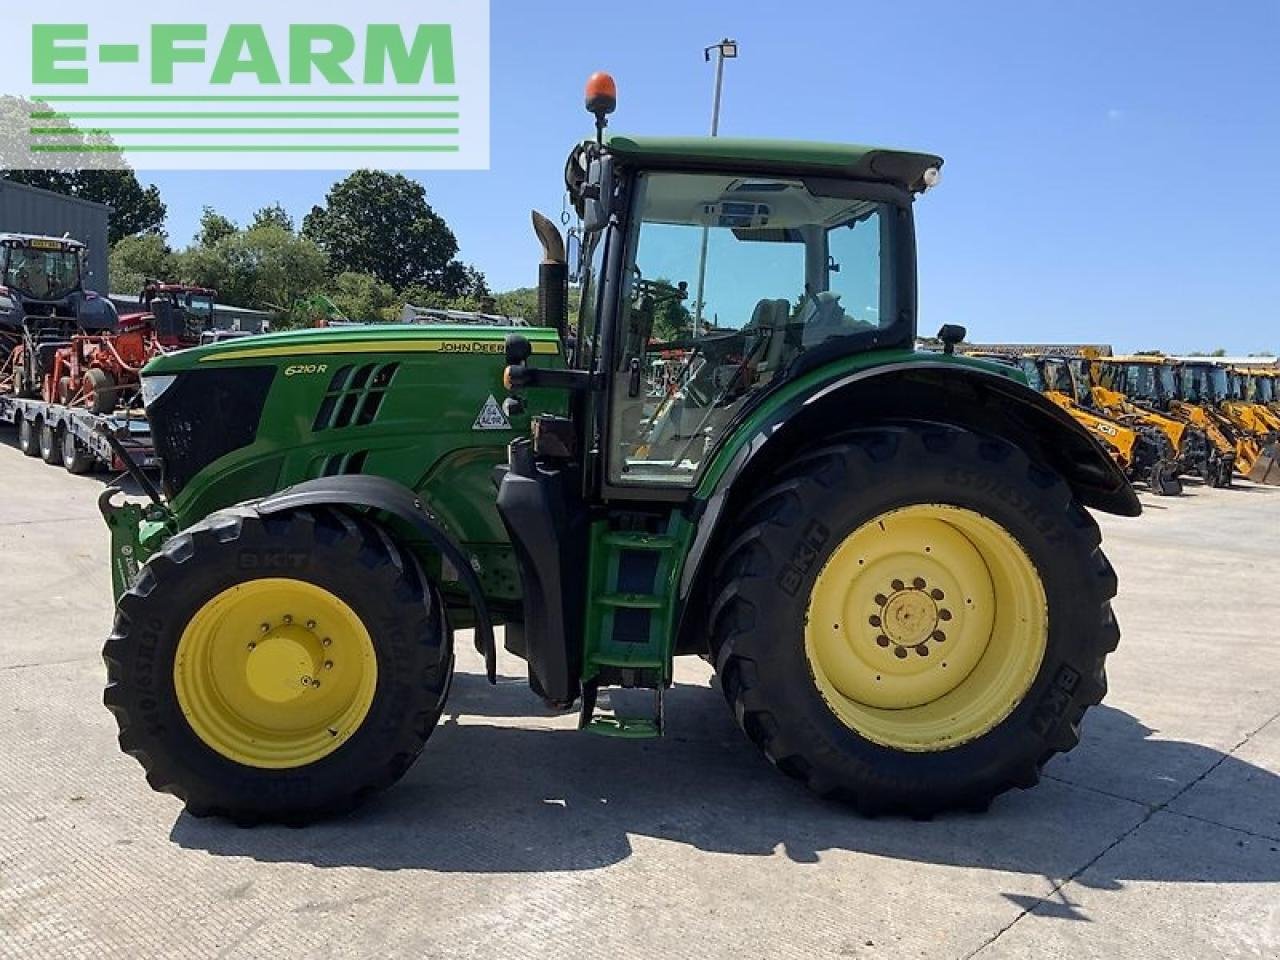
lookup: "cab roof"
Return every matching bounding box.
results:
[604,134,943,193]
[0,233,85,250]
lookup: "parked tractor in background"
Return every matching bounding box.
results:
[99,73,1138,826]
[42,282,220,415]
[1097,356,1234,488]
[0,234,117,398]
[1020,355,1181,495]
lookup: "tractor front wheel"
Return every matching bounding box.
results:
[105,506,454,824]
[711,424,1118,816]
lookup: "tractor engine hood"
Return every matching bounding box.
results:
[140,324,567,526]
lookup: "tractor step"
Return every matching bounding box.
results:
[580,682,664,739]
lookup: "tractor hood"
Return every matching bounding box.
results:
[140,323,567,528]
[142,323,559,375]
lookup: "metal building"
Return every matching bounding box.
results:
[0,179,111,293]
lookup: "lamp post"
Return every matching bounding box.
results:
[694,38,737,329]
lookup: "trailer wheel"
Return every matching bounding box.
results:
[17,415,41,457]
[85,368,116,415]
[105,506,453,825]
[710,424,1117,816]
[62,429,95,474]
[39,420,63,465]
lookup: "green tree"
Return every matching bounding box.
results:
[195,207,238,247]
[302,170,479,294]
[109,234,176,294]
[250,203,295,233]
[328,271,396,322]
[177,224,328,318]
[491,286,583,326]
[651,279,694,341]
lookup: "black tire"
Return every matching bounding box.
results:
[104,505,454,824]
[709,424,1118,816]
[39,419,63,465]
[85,368,116,415]
[17,415,40,457]
[61,428,95,474]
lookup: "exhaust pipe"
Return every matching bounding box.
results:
[531,211,568,338]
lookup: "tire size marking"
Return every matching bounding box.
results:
[776,520,831,597]
[236,550,311,572]
[944,468,1065,545]
[1030,663,1081,737]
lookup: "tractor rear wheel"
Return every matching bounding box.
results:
[104,506,454,824]
[62,429,95,474]
[17,415,40,457]
[39,420,62,465]
[710,424,1117,816]
[85,368,116,415]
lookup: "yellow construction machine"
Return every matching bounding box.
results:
[1019,355,1182,495]
[1174,361,1280,485]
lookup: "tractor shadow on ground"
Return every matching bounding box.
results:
[171,669,1280,888]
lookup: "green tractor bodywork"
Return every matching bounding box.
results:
[102,124,1138,823]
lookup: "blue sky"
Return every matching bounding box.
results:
[145,0,1280,354]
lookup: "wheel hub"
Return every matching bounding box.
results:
[174,579,376,769]
[245,624,326,704]
[804,505,1047,751]
[880,585,940,650]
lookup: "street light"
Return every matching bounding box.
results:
[695,38,738,326]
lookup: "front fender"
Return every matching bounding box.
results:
[256,474,498,683]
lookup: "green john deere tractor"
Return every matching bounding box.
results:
[100,75,1139,824]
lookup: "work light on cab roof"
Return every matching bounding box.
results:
[585,71,618,141]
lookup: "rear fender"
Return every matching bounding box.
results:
[674,361,1139,652]
[255,474,498,682]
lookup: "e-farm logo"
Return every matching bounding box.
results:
[1,1,489,171]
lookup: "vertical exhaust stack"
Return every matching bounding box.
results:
[531,211,568,338]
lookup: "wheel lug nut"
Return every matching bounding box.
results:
[894,647,908,659]
[283,615,293,625]
[915,644,930,657]
[913,577,926,590]
[874,594,888,606]
[876,635,890,648]
[324,660,333,670]
[891,579,905,592]
[939,610,953,622]
[247,641,256,651]
[260,623,270,634]
[306,620,316,630]
[932,630,946,643]
[931,589,945,601]
[322,637,332,647]
[868,615,882,628]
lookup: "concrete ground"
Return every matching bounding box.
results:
[0,433,1277,960]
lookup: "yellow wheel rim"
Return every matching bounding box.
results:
[804,505,1047,752]
[174,579,378,769]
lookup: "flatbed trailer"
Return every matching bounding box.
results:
[0,393,155,474]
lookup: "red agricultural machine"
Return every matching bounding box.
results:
[42,282,217,414]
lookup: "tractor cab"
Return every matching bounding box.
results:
[1177,362,1229,406]
[0,233,117,397]
[132,282,218,348]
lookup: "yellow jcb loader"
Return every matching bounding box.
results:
[1020,356,1182,495]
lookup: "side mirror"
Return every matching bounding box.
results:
[566,229,583,285]
[582,156,614,233]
